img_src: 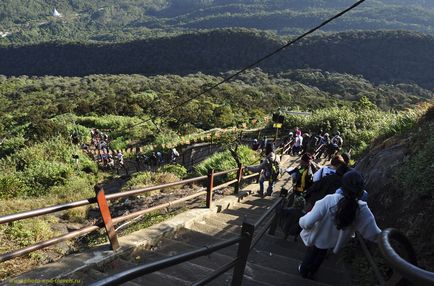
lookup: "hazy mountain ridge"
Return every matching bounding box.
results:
[0,0,433,45]
[0,29,433,89]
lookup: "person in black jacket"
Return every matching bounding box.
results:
[304,164,350,211]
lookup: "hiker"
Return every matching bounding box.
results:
[170,148,180,163]
[341,152,351,166]
[298,170,381,279]
[292,132,303,156]
[286,153,319,196]
[117,151,124,167]
[327,131,343,160]
[301,132,311,155]
[315,133,330,159]
[251,139,260,151]
[305,164,351,210]
[150,152,158,170]
[312,155,346,183]
[246,142,280,197]
[107,154,115,169]
[279,196,306,241]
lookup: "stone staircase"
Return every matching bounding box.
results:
[67,193,351,286]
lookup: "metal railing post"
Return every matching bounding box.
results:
[268,200,282,236]
[206,169,214,208]
[234,164,243,194]
[231,220,255,286]
[94,185,120,251]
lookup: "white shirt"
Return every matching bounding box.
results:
[299,194,381,253]
[312,166,336,182]
[294,135,303,147]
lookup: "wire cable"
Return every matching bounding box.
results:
[114,0,367,133]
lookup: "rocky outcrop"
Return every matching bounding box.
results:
[355,110,434,272]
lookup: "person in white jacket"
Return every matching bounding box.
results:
[298,170,381,278]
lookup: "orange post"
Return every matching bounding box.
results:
[94,185,119,251]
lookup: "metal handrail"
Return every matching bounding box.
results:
[0,198,96,225]
[379,228,434,286]
[254,197,283,228]
[90,195,284,286]
[214,179,238,191]
[0,190,207,263]
[191,258,239,286]
[214,168,239,177]
[0,176,208,225]
[89,237,242,286]
[251,213,275,250]
[106,175,208,200]
[356,233,385,284]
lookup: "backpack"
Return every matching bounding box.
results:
[267,155,281,181]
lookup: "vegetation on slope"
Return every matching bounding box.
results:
[1,30,433,89]
[0,0,433,45]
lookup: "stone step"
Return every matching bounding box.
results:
[100,257,199,285]
[190,220,240,239]
[242,261,331,286]
[222,204,274,220]
[210,211,262,225]
[248,248,346,286]
[69,267,140,286]
[253,233,306,260]
[128,232,331,286]
[202,216,243,234]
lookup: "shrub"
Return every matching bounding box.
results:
[158,164,187,179]
[194,145,260,182]
[3,216,57,247]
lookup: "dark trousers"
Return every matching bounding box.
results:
[299,246,328,278]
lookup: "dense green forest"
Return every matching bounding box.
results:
[0,68,431,198]
[1,30,433,89]
[0,0,433,45]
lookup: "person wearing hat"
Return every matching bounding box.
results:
[298,170,381,279]
[287,153,319,196]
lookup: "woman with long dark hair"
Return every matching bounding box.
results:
[298,170,381,278]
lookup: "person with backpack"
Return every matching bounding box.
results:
[315,133,330,159]
[298,170,381,279]
[305,164,351,210]
[286,153,319,196]
[312,155,345,183]
[246,142,280,197]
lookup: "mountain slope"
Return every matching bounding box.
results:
[0,30,433,89]
[0,0,433,45]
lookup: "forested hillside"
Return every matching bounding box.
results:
[0,0,433,45]
[1,30,433,89]
[0,68,430,158]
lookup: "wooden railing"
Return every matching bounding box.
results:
[0,165,259,263]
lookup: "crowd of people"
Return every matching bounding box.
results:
[246,127,381,280]
[82,128,181,173]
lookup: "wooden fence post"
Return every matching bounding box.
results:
[235,164,243,194]
[94,185,119,251]
[206,169,214,208]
